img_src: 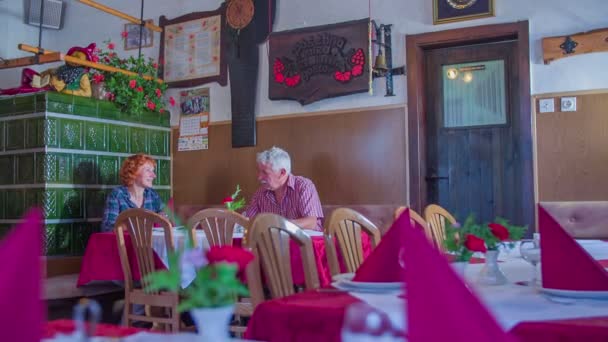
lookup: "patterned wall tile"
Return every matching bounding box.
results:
[129,127,148,154]
[0,191,5,219]
[155,189,171,204]
[59,119,83,149]
[5,120,25,150]
[85,122,107,151]
[40,189,58,219]
[0,121,4,151]
[45,224,72,256]
[13,95,36,114]
[47,102,74,114]
[149,130,168,156]
[36,153,55,183]
[109,125,128,153]
[5,190,24,219]
[56,154,73,183]
[24,189,40,212]
[156,159,170,186]
[0,98,14,116]
[42,118,59,147]
[59,189,83,219]
[0,156,14,184]
[16,153,35,184]
[0,225,10,240]
[73,155,96,184]
[85,189,107,219]
[25,118,41,148]
[98,156,118,185]
[35,93,47,112]
[72,223,97,255]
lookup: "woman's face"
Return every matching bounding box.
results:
[133,162,156,188]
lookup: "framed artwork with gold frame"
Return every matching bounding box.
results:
[433,0,494,25]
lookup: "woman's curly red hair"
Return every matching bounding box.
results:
[119,154,156,186]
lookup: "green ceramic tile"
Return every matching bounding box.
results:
[16,153,35,184]
[74,104,98,117]
[155,189,170,204]
[84,122,107,151]
[148,130,168,156]
[0,121,4,151]
[141,111,159,125]
[98,101,120,120]
[59,119,83,149]
[5,120,25,150]
[72,223,95,255]
[109,125,129,153]
[46,92,74,104]
[42,118,59,147]
[98,156,118,185]
[5,190,24,219]
[59,189,83,219]
[24,188,40,211]
[36,153,56,183]
[40,189,59,219]
[0,98,14,116]
[73,155,96,184]
[160,113,170,127]
[35,93,47,112]
[157,159,170,186]
[13,103,36,114]
[45,224,72,256]
[85,189,107,219]
[0,156,13,184]
[25,118,40,148]
[56,153,72,183]
[0,191,5,219]
[0,225,11,240]
[47,101,74,114]
[129,127,148,154]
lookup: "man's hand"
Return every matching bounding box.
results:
[291,216,319,230]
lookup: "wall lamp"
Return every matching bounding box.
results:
[371,20,405,96]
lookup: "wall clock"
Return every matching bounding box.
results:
[226,0,255,30]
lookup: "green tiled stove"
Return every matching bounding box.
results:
[0,92,171,256]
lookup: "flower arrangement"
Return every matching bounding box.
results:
[89,39,175,116]
[145,245,254,310]
[222,185,245,212]
[444,215,527,262]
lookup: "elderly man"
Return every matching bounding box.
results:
[244,146,324,231]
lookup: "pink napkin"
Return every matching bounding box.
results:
[539,205,608,291]
[0,208,44,342]
[402,208,514,342]
[352,210,408,282]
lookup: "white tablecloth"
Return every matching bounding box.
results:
[350,240,608,332]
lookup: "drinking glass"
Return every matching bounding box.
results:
[519,239,541,287]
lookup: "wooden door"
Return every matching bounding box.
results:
[425,41,526,225]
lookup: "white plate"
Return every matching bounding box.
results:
[540,287,608,300]
[332,273,403,290]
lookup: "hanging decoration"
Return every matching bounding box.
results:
[268,18,370,105]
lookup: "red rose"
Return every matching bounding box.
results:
[206,246,254,272]
[92,73,105,84]
[489,223,509,241]
[129,79,137,89]
[169,96,176,106]
[121,31,128,38]
[222,196,233,204]
[108,42,115,50]
[153,63,158,69]
[136,86,143,92]
[146,100,156,110]
[155,88,162,97]
[464,234,487,253]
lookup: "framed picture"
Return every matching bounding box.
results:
[124,19,154,50]
[433,0,494,25]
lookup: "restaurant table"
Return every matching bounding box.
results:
[77,229,372,288]
[246,240,608,342]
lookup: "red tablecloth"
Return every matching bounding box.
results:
[43,319,146,339]
[245,291,608,342]
[77,232,372,288]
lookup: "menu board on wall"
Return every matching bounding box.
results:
[159,5,227,87]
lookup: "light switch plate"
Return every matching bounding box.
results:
[539,98,555,113]
[561,97,577,112]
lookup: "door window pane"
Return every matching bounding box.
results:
[442,60,506,128]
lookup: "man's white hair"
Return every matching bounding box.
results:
[257,146,291,174]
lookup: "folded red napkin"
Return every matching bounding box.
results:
[402,208,514,342]
[352,209,409,282]
[539,205,608,291]
[0,208,44,342]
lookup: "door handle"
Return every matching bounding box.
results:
[425,174,449,181]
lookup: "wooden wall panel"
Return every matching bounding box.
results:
[536,92,608,201]
[172,106,407,206]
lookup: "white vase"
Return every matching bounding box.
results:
[477,250,508,286]
[451,261,468,278]
[190,305,234,341]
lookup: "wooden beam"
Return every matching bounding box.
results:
[0,52,62,70]
[542,27,608,64]
[77,0,162,32]
[18,44,164,83]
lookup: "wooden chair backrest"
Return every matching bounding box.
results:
[394,206,434,244]
[423,204,457,252]
[115,208,173,292]
[324,208,381,276]
[248,213,319,300]
[186,208,250,247]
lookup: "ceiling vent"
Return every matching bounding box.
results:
[25,0,64,30]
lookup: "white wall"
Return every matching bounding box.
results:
[1,0,607,124]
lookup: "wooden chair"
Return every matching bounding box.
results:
[115,208,180,332]
[394,206,434,244]
[248,213,320,299]
[186,208,250,247]
[324,208,381,276]
[423,204,458,252]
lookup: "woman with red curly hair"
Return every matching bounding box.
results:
[101,154,165,231]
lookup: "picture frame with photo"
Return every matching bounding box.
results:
[124,19,154,50]
[433,0,494,25]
